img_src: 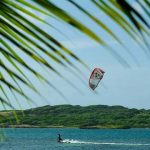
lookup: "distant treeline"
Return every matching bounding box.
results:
[0,105,150,129]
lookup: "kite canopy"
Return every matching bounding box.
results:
[89,68,105,90]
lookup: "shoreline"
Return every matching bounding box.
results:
[1,125,150,129]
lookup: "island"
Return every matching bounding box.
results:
[0,105,150,129]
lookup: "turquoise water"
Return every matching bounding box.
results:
[0,128,150,150]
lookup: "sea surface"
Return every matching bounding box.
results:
[0,128,150,150]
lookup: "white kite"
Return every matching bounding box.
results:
[89,68,105,90]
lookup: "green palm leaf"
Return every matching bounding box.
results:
[0,0,150,111]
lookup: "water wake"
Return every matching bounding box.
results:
[62,139,150,146]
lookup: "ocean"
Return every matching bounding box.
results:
[0,128,150,150]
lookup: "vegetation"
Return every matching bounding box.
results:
[0,105,150,129]
[0,0,150,138]
[1,0,150,110]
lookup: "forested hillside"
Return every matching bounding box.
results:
[0,105,150,129]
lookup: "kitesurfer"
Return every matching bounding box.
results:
[57,134,63,142]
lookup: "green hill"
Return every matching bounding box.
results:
[0,105,150,129]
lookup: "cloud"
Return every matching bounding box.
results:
[61,38,99,50]
[61,38,119,50]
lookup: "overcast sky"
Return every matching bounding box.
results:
[1,0,150,110]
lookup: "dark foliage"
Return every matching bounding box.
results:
[0,105,150,129]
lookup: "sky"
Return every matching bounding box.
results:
[1,0,150,110]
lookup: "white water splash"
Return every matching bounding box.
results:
[62,139,150,146]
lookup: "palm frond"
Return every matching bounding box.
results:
[0,0,150,110]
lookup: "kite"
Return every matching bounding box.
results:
[89,68,105,90]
